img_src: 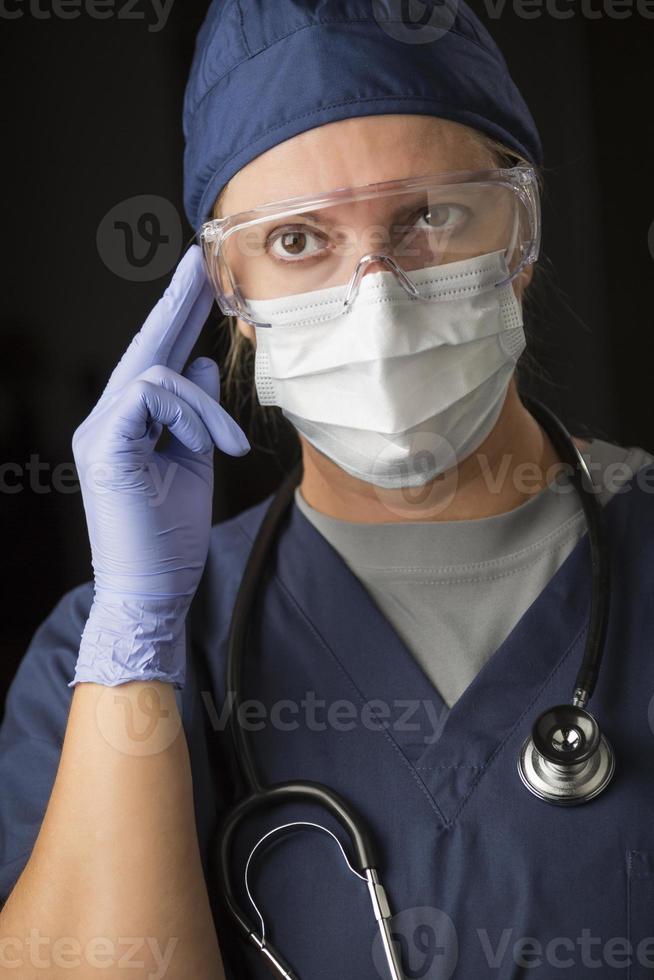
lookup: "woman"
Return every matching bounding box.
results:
[1,1,653,978]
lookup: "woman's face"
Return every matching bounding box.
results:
[215,114,532,340]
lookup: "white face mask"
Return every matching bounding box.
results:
[249,250,526,489]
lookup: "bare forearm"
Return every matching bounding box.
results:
[0,681,225,979]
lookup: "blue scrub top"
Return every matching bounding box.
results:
[2,466,654,979]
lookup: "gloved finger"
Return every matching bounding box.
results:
[99,246,212,401]
[164,357,223,462]
[137,362,248,454]
[109,380,215,456]
[183,356,221,403]
[146,419,164,445]
[166,279,215,377]
[109,367,250,457]
[166,357,226,460]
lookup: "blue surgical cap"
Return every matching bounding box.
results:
[182,0,543,232]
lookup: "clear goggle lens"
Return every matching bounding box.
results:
[200,167,540,326]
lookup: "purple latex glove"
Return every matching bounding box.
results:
[69,245,250,689]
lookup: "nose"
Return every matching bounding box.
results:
[359,254,392,277]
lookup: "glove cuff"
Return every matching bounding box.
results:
[68,593,191,690]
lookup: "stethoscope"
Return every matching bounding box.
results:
[210,395,615,980]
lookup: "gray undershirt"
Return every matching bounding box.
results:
[294,438,654,708]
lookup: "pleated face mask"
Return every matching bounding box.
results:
[249,249,526,489]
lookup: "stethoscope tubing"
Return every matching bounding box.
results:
[210,395,612,979]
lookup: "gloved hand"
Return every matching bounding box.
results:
[69,245,250,689]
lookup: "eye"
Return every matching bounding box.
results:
[267,225,330,263]
[418,203,470,234]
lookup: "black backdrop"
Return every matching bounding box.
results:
[2,1,653,711]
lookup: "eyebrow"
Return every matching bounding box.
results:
[263,198,428,227]
[280,211,329,225]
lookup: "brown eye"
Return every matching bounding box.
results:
[280,231,307,255]
[268,225,328,263]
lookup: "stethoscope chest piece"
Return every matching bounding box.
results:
[518,704,615,805]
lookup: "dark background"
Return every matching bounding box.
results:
[1,1,653,712]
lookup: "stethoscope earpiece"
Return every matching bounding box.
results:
[518,703,615,805]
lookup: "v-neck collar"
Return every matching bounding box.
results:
[292,473,586,572]
[272,493,614,824]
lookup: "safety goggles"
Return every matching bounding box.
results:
[198,165,541,328]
